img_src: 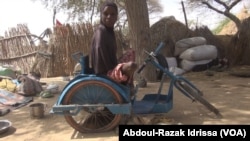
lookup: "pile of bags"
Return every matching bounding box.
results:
[170,36,218,75]
[0,65,60,98]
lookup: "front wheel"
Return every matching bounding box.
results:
[62,80,123,133]
[175,80,222,118]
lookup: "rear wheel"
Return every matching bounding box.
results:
[62,80,123,133]
[175,80,222,118]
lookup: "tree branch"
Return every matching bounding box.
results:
[201,1,224,14]
[214,0,242,11]
[214,0,229,9]
[228,0,242,10]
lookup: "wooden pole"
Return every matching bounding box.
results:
[181,0,188,28]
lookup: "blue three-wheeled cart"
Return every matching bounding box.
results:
[50,42,222,133]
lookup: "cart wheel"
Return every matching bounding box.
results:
[62,80,123,133]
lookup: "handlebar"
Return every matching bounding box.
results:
[154,42,165,55]
[137,62,146,74]
[137,42,165,74]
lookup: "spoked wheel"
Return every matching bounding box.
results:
[175,79,222,118]
[62,80,123,133]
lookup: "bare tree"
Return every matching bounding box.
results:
[185,0,246,31]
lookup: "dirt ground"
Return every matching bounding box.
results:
[1,68,250,141]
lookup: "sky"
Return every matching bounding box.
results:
[0,0,246,36]
[0,0,65,36]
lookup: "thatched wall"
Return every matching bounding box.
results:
[0,23,94,77]
[42,23,125,77]
[0,24,44,74]
[44,23,94,77]
[0,23,127,78]
[227,17,250,66]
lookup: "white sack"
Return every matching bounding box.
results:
[179,45,218,61]
[46,84,59,94]
[180,59,212,71]
[166,57,177,68]
[169,67,186,76]
[174,36,206,56]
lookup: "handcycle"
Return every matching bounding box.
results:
[50,42,222,133]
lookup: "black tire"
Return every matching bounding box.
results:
[155,54,169,80]
[175,80,222,118]
[62,80,123,133]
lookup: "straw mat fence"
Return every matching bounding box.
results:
[0,24,45,75]
[0,23,125,78]
[0,23,94,77]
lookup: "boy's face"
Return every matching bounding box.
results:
[101,6,118,28]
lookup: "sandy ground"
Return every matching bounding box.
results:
[1,69,250,141]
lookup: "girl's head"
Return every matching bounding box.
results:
[100,1,118,28]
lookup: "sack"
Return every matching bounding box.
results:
[166,57,177,68]
[174,37,206,56]
[17,75,43,96]
[46,84,59,94]
[169,67,186,76]
[179,45,218,61]
[0,78,17,92]
[180,59,212,71]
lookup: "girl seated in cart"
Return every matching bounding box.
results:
[90,1,137,91]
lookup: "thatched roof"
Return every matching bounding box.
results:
[150,16,195,57]
[150,16,226,59]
